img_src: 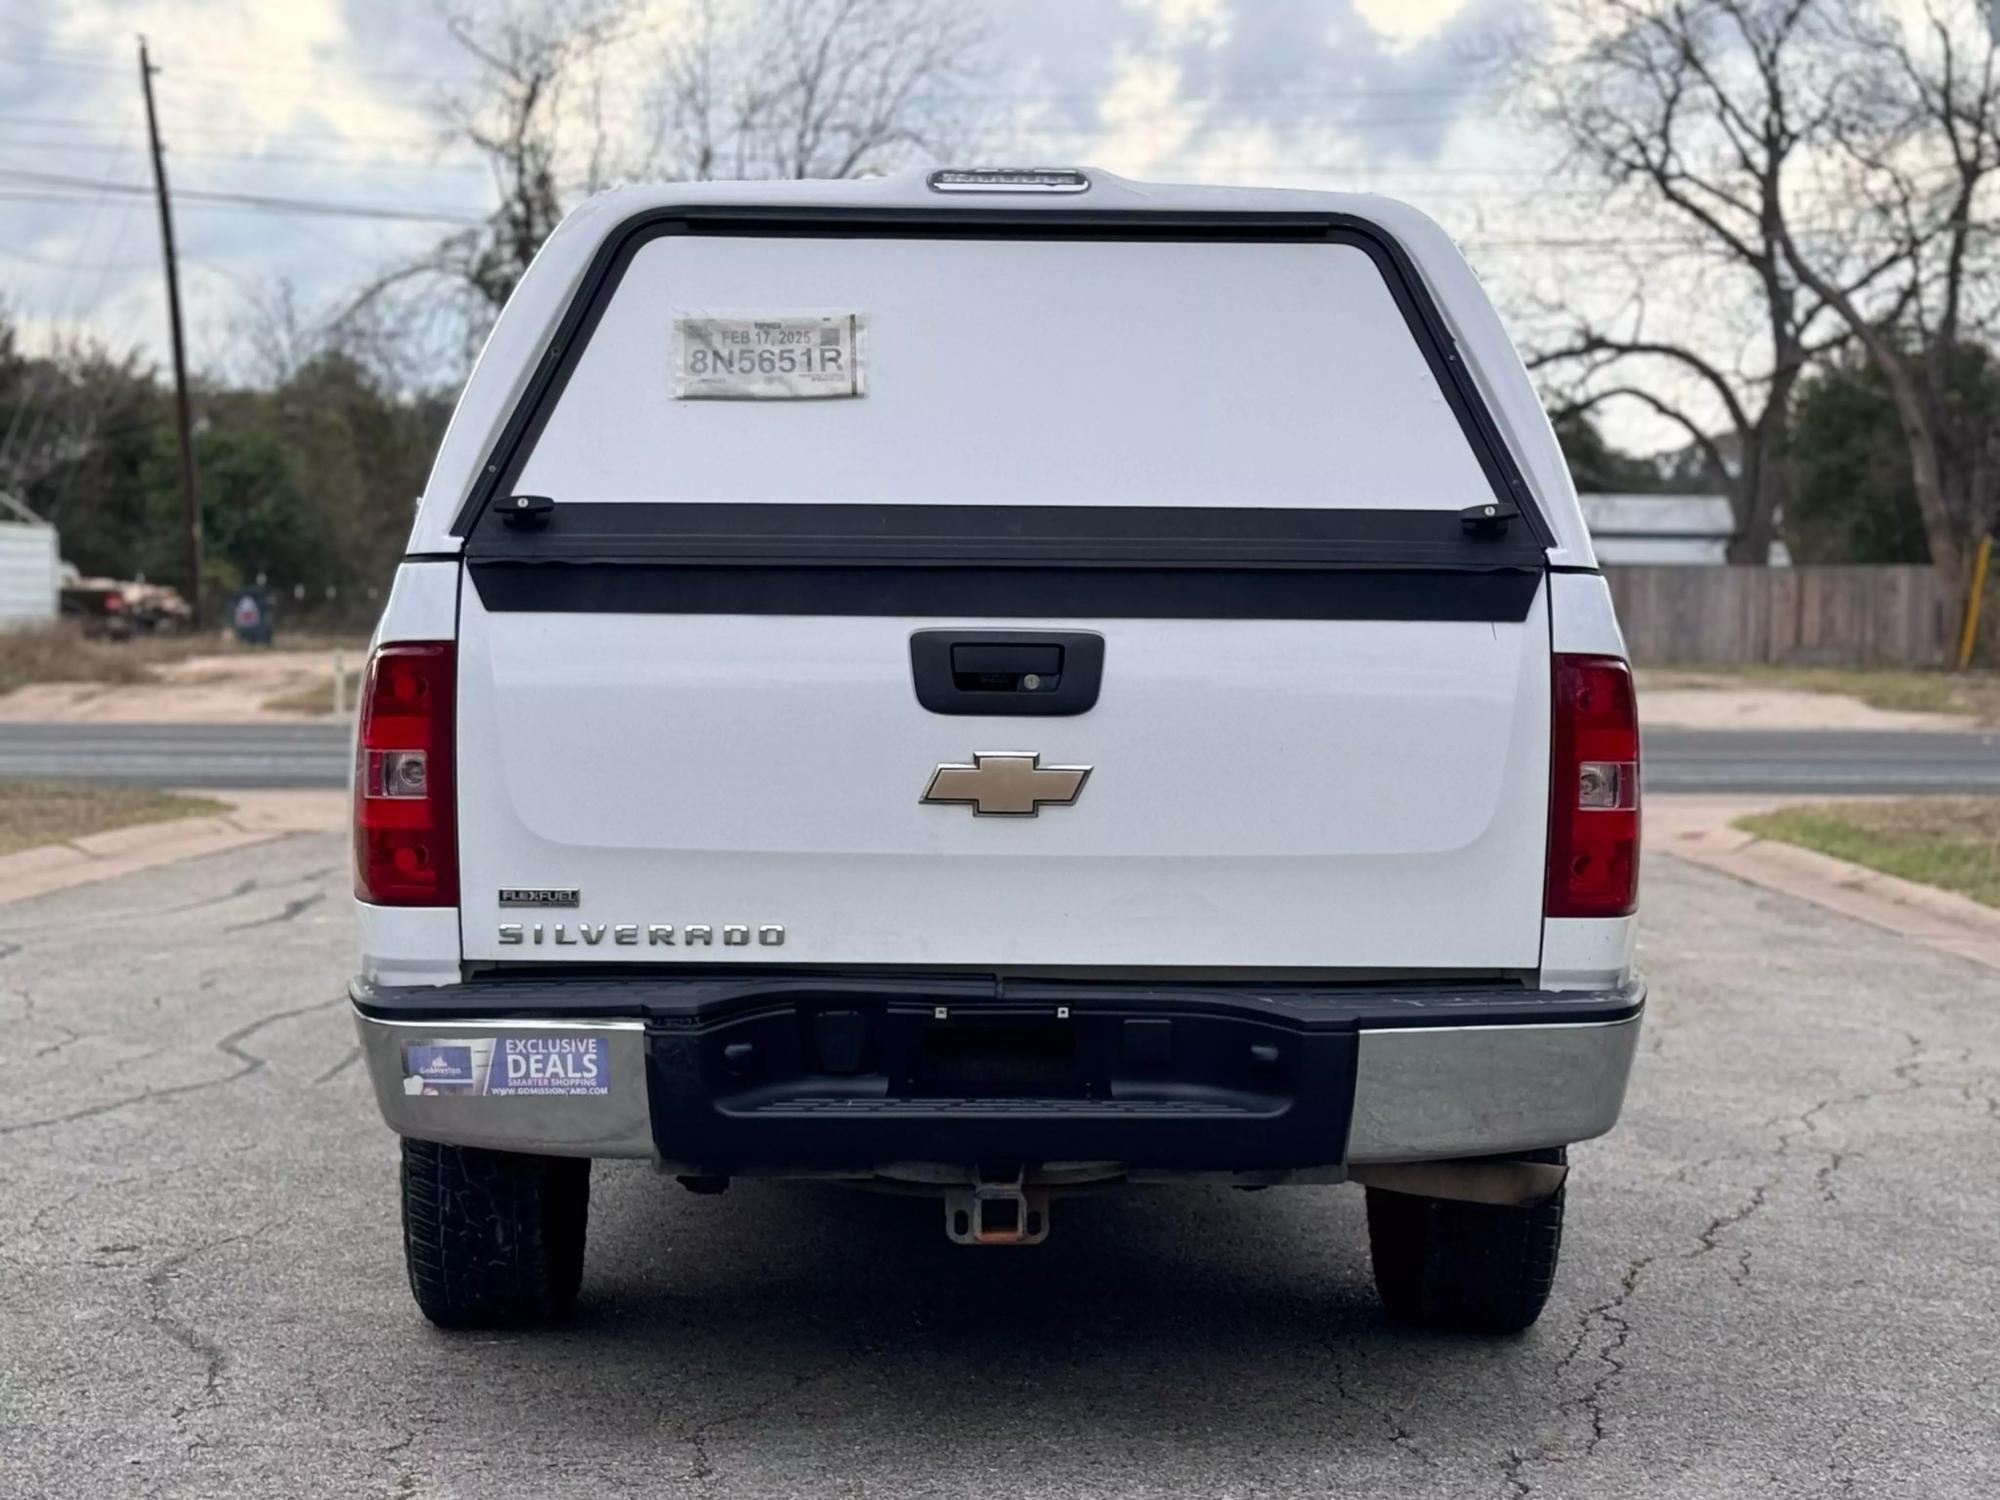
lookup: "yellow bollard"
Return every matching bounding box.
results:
[1958,533,1994,670]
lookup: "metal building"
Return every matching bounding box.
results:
[0,493,61,625]
[1578,493,1790,566]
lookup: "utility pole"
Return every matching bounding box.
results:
[138,36,202,627]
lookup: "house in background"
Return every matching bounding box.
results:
[1578,493,1790,566]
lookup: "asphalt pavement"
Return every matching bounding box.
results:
[0,722,350,789]
[0,720,1996,794]
[1,836,1997,1496]
[1643,726,2000,794]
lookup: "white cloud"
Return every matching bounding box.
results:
[1351,0,1476,52]
[45,0,434,150]
[1090,50,1204,174]
[1127,0,1230,46]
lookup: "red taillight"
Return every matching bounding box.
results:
[1546,653,1640,918]
[354,642,457,906]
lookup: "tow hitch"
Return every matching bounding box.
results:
[944,1168,1050,1245]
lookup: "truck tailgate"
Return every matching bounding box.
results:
[447,212,1555,973]
[455,589,1550,969]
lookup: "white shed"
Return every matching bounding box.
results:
[1578,493,1790,566]
[0,493,61,625]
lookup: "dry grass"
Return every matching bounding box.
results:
[1737,797,2000,908]
[1638,665,2000,723]
[0,622,373,698]
[263,670,362,716]
[262,630,374,653]
[0,779,226,857]
[0,622,192,694]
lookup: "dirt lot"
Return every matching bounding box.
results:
[0,648,358,723]
[1639,667,1998,731]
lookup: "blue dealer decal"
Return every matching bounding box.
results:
[401,1036,609,1097]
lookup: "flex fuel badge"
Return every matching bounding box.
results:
[400,1037,609,1097]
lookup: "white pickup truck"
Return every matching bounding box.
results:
[351,167,1643,1335]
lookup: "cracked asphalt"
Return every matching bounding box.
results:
[2,833,1997,1497]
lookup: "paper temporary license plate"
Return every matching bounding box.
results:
[672,312,866,399]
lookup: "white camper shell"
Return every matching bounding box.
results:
[350,169,1643,1333]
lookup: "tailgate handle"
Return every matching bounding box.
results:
[950,643,1064,690]
[911,631,1104,717]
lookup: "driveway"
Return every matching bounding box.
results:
[1,834,1996,1497]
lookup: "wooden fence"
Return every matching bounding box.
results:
[1605,565,1949,666]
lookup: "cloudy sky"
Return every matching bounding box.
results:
[2,0,1554,382]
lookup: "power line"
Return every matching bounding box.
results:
[0,188,478,225]
[0,113,437,147]
[0,122,135,480]
[0,50,128,76]
[0,167,485,225]
[6,136,1590,188]
[0,136,490,175]
[0,241,153,271]
[2,44,1504,104]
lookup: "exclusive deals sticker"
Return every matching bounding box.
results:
[401,1036,609,1097]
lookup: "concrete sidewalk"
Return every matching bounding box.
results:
[1650,794,2000,972]
[0,788,346,905]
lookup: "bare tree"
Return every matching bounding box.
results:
[1518,0,1901,563]
[444,0,632,307]
[1774,0,2000,618]
[358,0,980,344]
[646,0,981,182]
[431,0,629,314]
[337,0,629,346]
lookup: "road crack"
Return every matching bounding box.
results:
[13,987,87,1058]
[1316,1335,1441,1468]
[0,992,346,1135]
[225,892,327,933]
[1501,1250,1656,1494]
[677,1358,842,1484]
[314,1046,363,1084]
[141,1219,282,1417]
[1505,1024,1981,1496]
[1687,1031,1944,1287]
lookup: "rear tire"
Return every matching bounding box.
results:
[400,1139,590,1327]
[1364,1147,1565,1333]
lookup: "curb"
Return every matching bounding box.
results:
[1649,794,2000,973]
[0,789,347,906]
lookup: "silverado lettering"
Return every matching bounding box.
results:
[497,923,785,946]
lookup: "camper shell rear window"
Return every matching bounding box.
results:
[456,208,1547,570]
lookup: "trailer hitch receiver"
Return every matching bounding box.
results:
[944,1168,1050,1245]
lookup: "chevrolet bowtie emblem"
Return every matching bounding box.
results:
[921,752,1092,817]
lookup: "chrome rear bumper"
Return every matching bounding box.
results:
[1345,1014,1640,1163]
[357,1014,653,1158]
[354,975,1642,1171]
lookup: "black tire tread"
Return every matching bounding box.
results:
[400,1138,589,1327]
[1365,1147,1565,1334]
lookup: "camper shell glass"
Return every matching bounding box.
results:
[451,207,1550,562]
